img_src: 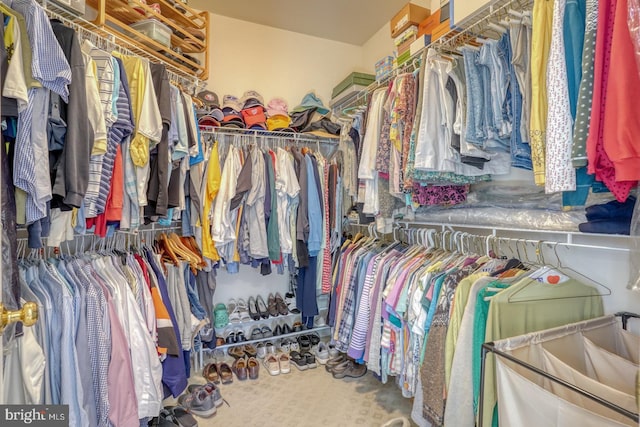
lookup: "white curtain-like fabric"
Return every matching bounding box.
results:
[540,348,637,424]
[583,336,639,395]
[496,359,632,427]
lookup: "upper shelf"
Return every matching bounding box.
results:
[85,0,209,80]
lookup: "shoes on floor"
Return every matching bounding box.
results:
[160,406,198,427]
[290,340,300,353]
[178,389,217,418]
[314,342,330,365]
[218,362,233,384]
[202,362,220,384]
[187,382,224,407]
[265,341,276,355]
[277,339,291,353]
[325,354,348,372]
[332,360,367,379]
[243,344,258,358]
[264,354,280,376]
[229,346,246,360]
[256,342,267,359]
[279,352,291,374]
[297,335,311,353]
[232,357,248,381]
[327,341,339,358]
[381,417,411,427]
[303,352,317,369]
[247,357,260,380]
[290,351,308,371]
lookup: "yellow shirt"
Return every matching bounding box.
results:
[201,141,221,261]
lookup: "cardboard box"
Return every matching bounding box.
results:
[375,56,394,81]
[332,72,375,99]
[418,8,441,37]
[410,34,432,56]
[397,36,417,56]
[431,19,451,41]
[394,25,419,46]
[390,3,431,38]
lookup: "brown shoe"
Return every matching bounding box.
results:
[247,357,260,380]
[267,293,278,317]
[218,362,233,384]
[202,363,220,384]
[274,293,289,315]
[243,344,258,358]
[232,357,248,381]
[229,345,246,359]
[333,361,367,379]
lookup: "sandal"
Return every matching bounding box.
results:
[227,299,240,323]
[229,346,246,359]
[274,292,289,315]
[202,363,220,384]
[160,406,198,427]
[290,351,308,371]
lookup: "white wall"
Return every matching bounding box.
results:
[205,13,365,110]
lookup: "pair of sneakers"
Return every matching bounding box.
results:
[177,382,224,418]
[263,352,291,375]
[227,299,251,323]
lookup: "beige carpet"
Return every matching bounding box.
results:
[180,356,417,427]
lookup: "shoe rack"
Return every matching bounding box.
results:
[84,0,209,79]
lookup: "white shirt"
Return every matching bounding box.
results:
[275,148,300,254]
[245,146,269,258]
[212,145,240,246]
[3,16,28,112]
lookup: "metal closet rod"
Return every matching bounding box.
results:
[39,0,202,93]
[200,126,340,147]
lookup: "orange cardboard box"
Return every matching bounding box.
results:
[418,8,441,37]
[391,3,431,38]
[431,19,451,41]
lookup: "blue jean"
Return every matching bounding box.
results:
[184,266,207,320]
[463,48,486,145]
[507,31,533,169]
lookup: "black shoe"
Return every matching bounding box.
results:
[282,323,292,335]
[248,296,260,321]
[256,295,269,319]
[226,332,236,344]
[298,335,311,353]
[309,333,320,346]
[236,330,246,342]
[273,324,283,336]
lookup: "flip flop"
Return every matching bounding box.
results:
[164,406,198,427]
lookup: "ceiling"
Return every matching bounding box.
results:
[189,0,408,45]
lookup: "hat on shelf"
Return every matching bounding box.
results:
[291,92,330,116]
[241,105,267,129]
[241,90,265,109]
[249,123,267,130]
[267,115,292,132]
[289,108,317,132]
[223,94,243,112]
[266,97,289,117]
[198,115,221,129]
[221,106,245,128]
[197,90,220,109]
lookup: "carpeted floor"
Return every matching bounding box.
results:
[177,355,416,427]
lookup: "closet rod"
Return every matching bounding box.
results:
[200,127,340,148]
[478,341,640,426]
[38,0,202,94]
[395,221,631,253]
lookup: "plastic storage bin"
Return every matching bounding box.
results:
[129,19,172,49]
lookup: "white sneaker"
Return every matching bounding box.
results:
[314,342,330,365]
[278,353,291,374]
[264,354,280,376]
[328,341,339,358]
[256,343,267,359]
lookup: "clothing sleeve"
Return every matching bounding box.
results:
[51,26,91,208]
[3,16,29,112]
[84,55,107,155]
[137,61,163,145]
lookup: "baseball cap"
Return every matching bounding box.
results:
[198,115,220,129]
[291,92,330,116]
[266,97,289,117]
[267,115,292,131]
[241,105,267,128]
[196,90,220,109]
[241,90,265,109]
[223,94,243,112]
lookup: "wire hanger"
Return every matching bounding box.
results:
[507,240,612,303]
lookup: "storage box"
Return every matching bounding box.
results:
[396,50,412,67]
[394,25,419,46]
[410,34,432,56]
[418,8,441,37]
[431,19,451,41]
[375,56,394,81]
[50,0,85,14]
[332,72,375,99]
[390,3,431,38]
[397,36,416,56]
[129,19,172,49]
